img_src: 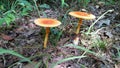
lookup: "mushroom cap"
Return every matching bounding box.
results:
[69,11,96,20]
[34,18,61,27]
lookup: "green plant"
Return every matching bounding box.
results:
[7,52,50,68]
[80,0,90,7]
[0,11,16,26]
[33,0,40,17]
[0,0,33,26]
[61,0,69,8]
[50,28,63,46]
[0,0,17,26]
[0,48,31,62]
[64,44,96,55]
[17,0,33,16]
[92,39,107,50]
[39,4,50,9]
[51,43,97,68]
[51,56,86,68]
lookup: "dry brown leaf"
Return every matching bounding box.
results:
[57,38,70,45]
[16,27,24,32]
[1,34,13,41]
[23,62,37,68]
[28,23,37,29]
[54,65,64,68]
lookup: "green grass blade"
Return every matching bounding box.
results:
[64,44,96,55]
[61,0,68,7]
[61,0,65,7]
[34,61,42,68]
[0,48,31,62]
[51,56,86,68]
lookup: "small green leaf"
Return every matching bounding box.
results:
[18,2,25,6]
[0,18,5,25]
[18,0,32,7]
[4,13,15,26]
[0,5,5,10]
[61,0,69,7]
[4,17,11,26]
[39,4,50,9]
[21,8,29,16]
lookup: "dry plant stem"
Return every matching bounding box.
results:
[87,9,113,34]
[44,27,50,48]
[76,18,83,34]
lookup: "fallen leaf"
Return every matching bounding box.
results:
[54,65,64,68]
[57,38,70,45]
[23,30,35,37]
[53,55,64,62]
[16,27,24,32]
[105,31,113,38]
[1,34,13,41]
[23,62,37,68]
[98,19,111,27]
[28,23,37,29]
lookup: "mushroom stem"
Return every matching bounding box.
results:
[44,27,50,48]
[76,18,83,34]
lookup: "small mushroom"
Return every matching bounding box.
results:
[34,18,61,48]
[69,11,96,34]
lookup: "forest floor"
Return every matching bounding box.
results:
[0,2,120,68]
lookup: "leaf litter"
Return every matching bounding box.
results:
[0,2,120,68]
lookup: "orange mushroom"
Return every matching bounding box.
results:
[34,18,61,48]
[69,11,96,34]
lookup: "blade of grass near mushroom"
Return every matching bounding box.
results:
[69,11,96,45]
[34,18,61,48]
